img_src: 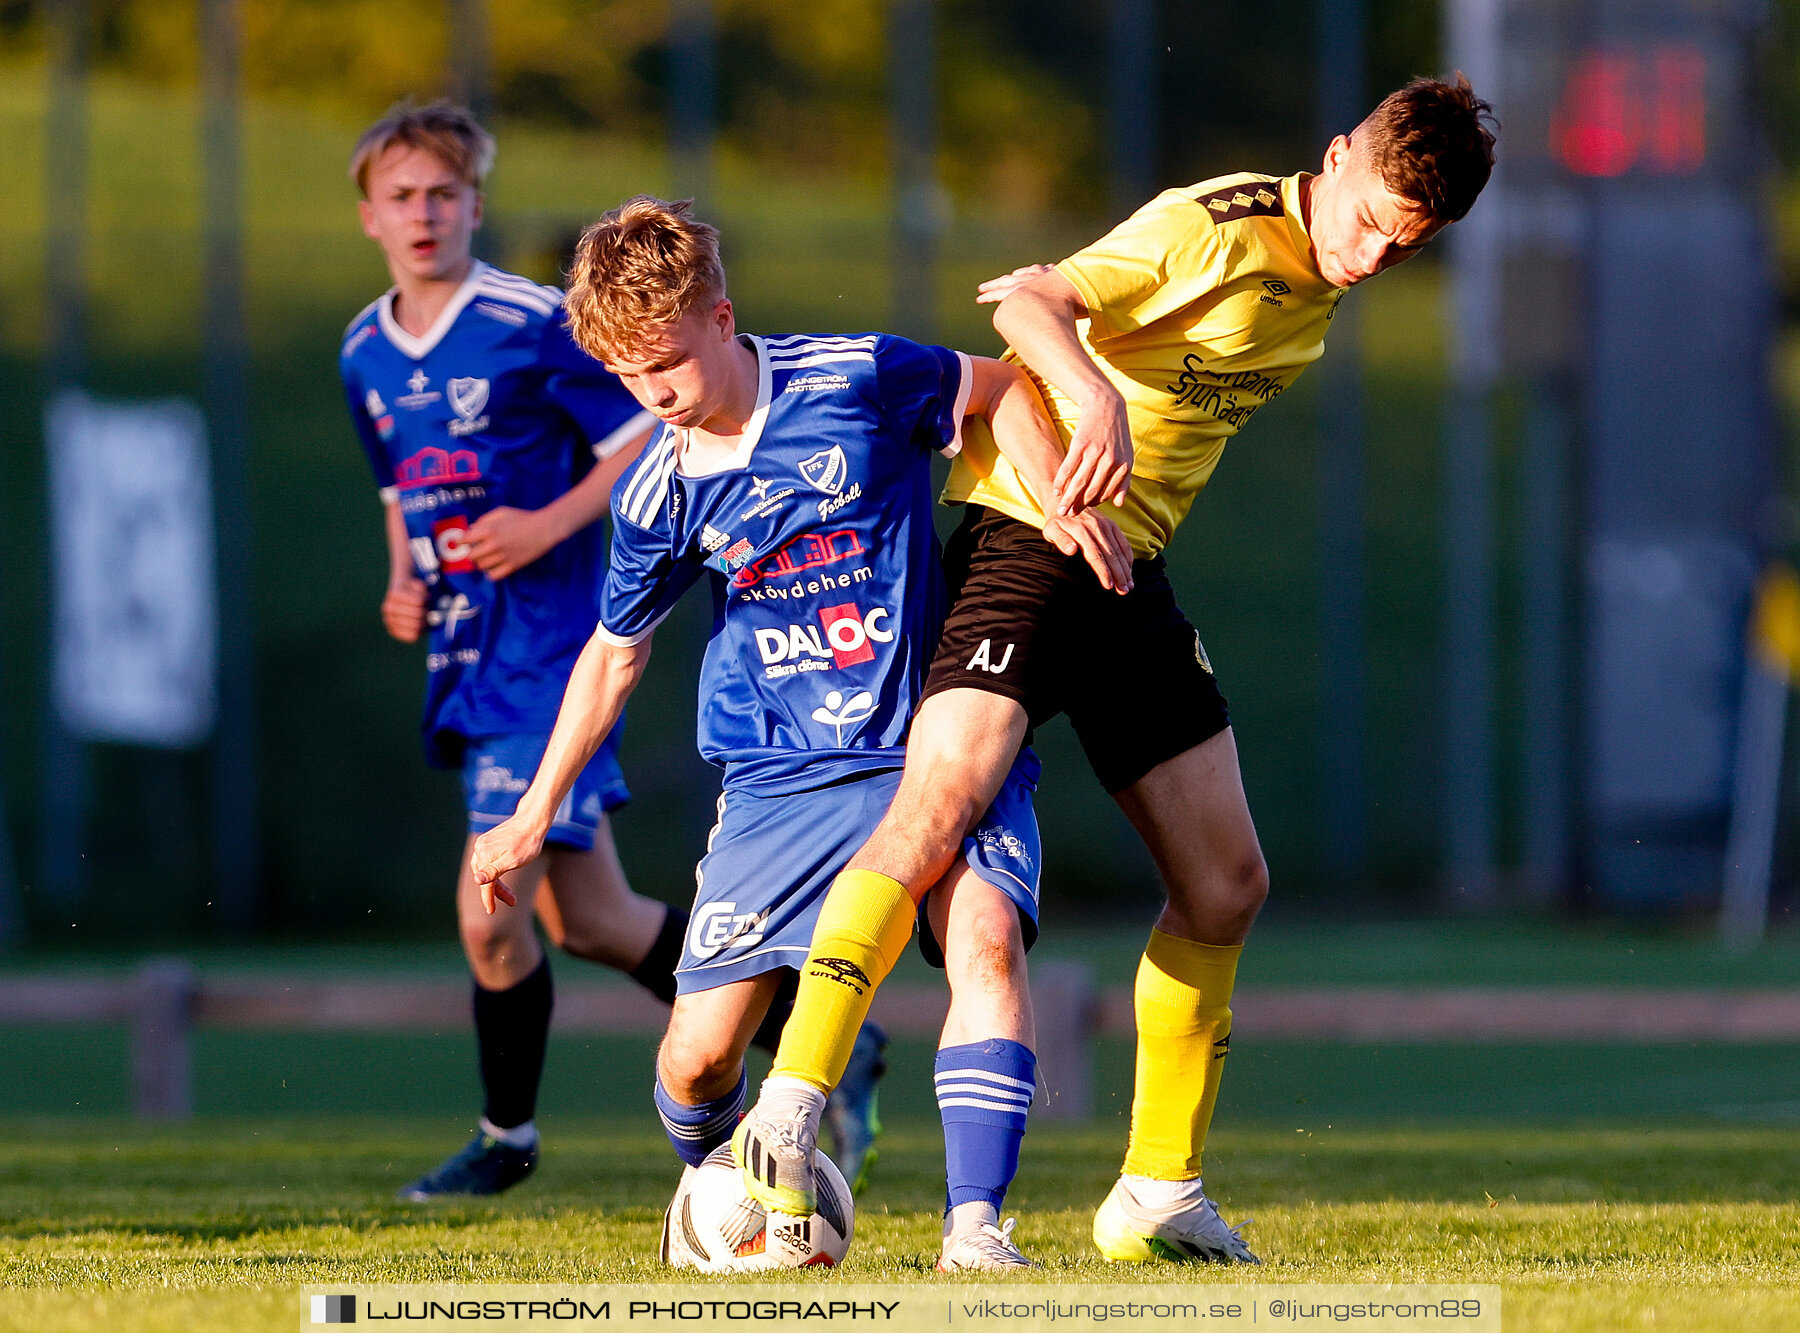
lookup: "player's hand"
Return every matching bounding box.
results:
[468,506,559,581]
[975,264,1056,305]
[469,816,544,915]
[381,577,429,643]
[1054,391,1133,515]
[1043,510,1134,594]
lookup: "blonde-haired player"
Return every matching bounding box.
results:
[472,197,1132,1270]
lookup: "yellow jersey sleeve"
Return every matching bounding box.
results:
[1057,190,1231,340]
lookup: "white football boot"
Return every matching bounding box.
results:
[733,1077,826,1215]
[1092,1176,1260,1264]
[937,1216,1035,1272]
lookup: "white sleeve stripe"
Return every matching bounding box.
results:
[936,1057,1036,1093]
[378,485,399,505]
[763,333,878,349]
[593,611,667,647]
[619,437,676,522]
[592,409,655,460]
[620,454,676,527]
[474,280,558,318]
[483,269,554,292]
[481,269,562,302]
[941,349,975,457]
[632,450,679,525]
[766,351,877,370]
[618,440,662,516]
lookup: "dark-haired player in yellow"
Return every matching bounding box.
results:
[735,76,1497,1263]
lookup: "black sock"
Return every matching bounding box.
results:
[749,967,799,1056]
[627,903,687,1006]
[473,955,553,1131]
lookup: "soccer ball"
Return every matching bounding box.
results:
[662,1144,855,1272]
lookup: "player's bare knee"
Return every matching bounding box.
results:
[1230,851,1271,918]
[459,915,522,970]
[553,920,629,969]
[947,904,1025,995]
[658,1029,740,1101]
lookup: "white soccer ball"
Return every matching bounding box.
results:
[663,1144,855,1272]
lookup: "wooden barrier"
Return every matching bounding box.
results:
[5,960,1799,1122]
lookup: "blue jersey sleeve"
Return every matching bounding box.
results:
[872,334,974,459]
[540,312,656,461]
[340,361,396,497]
[595,473,706,646]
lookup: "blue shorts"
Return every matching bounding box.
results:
[462,729,631,852]
[676,758,1040,994]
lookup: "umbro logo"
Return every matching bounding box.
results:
[1263,280,1291,296]
[809,957,872,994]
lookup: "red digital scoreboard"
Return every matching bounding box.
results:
[1553,43,1709,176]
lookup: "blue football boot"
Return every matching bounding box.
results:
[397,1130,537,1201]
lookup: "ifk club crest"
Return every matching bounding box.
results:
[447,377,490,421]
[799,445,849,495]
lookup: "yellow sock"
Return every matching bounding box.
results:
[1120,931,1241,1180]
[771,869,917,1092]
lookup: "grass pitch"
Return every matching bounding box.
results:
[1,1116,1796,1333]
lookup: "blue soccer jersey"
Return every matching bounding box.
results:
[341,261,654,766]
[598,332,984,794]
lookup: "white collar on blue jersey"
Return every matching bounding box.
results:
[673,333,774,477]
[376,259,491,361]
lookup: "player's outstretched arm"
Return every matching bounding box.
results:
[986,266,1133,515]
[467,426,654,581]
[967,356,1134,593]
[468,628,653,912]
[380,499,429,642]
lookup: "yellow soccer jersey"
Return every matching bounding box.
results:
[944,171,1343,558]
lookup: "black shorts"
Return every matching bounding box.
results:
[922,506,1230,794]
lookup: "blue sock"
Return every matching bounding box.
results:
[654,1067,747,1167]
[935,1038,1037,1211]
